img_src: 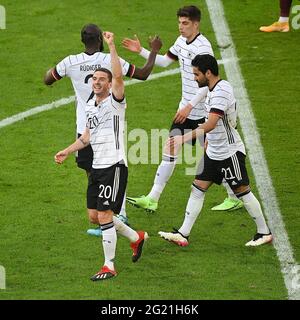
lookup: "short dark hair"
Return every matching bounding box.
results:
[81,24,104,51]
[177,5,201,22]
[191,54,219,76]
[94,68,112,82]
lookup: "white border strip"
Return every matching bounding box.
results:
[206,0,299,300]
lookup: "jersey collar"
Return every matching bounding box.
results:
[186,33,201,45]
[209,79,223,92]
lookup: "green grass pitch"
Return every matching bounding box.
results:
[0,0,299,299]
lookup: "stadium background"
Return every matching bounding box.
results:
[0,0,299,299]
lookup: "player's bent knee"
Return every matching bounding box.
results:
[193,179,211,192]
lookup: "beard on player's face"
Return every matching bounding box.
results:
[196,77,208,88]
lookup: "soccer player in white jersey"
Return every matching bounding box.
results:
[123,6,243,213]
[159,54,273,247]
[45,24,162,236]
[55,31,150,281]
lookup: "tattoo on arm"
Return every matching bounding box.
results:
[79,137,88,146]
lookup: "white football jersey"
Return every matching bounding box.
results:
[204,80,245,160]
[86,94,127,169]
[168,34,214,120]
[55,52,133,134]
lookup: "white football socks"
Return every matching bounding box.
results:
[279,16,289,23]
[113,215,138,242]
[101,222,117,270]
[119,193,127,218]
[240,192,270,234]
[178,185,205,237]
[148,155,177,201]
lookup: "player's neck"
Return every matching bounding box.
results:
[85,47,100,55]
[186,31,200,43]
[208,77,221,91]
[95,92,110,104]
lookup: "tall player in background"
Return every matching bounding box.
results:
[45,24,162,236]
[159,54,272,247]
[124,6,243,213]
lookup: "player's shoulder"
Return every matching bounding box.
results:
[63,51,110,66]
[173,35,186,45]
[193,33,212,49]
[213,80,234,98]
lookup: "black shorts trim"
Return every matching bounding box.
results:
[87,162,128,214]
[169,117,205,146]
[195,151,249,189]
[76,133,93,171]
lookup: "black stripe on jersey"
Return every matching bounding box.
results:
[87,91,95,102]
[182,75,197,82]
[126,64,135,78]
[53,67,62,80]
[190,42,212,51]
[182,70,195,75]
[183,90,196,96]
[210,95,231,101]
[214,88,232,95]
[210,108,224,117]
[222,115,235,144]
[112,93,125,103]
[167,50,178,61]
[209,79,223,92]
[186,33,201,45]
[183,83,198,89]
[114,115,120,150]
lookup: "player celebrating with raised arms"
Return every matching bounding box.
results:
[55,32,152,281]
[45,24,162,236]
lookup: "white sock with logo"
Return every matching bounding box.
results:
[113,216,138,242]
[148,154,178,201]
[240,192,270,234]
[178,185,205,237]
[101,222,117,270]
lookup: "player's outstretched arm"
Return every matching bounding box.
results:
[103,31,124,100]
[132,35,162,80]
[122,35,142,53]
[122,35,173,73]
[54,129,90,164]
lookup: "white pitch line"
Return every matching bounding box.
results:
[0,58,225,129]
[206,0,300,300]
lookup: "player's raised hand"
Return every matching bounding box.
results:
[103,31,115,46]
[122,35,142,53]
[54,150,68,164]
[149,35,162,53]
